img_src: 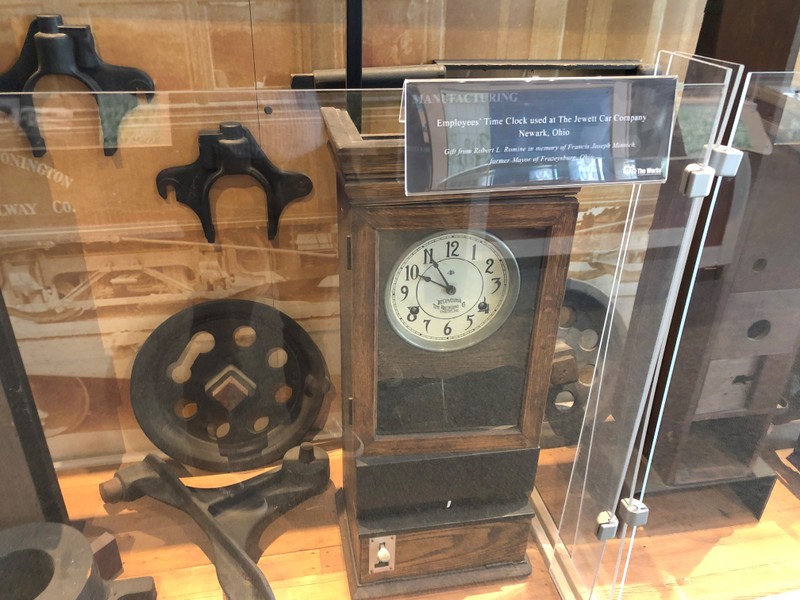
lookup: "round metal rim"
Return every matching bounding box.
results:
[130,299,328,472]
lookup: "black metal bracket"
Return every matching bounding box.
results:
[156,122,313,243]
[99,443,330,600]
[0,14,155,157]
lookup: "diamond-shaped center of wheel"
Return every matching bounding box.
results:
[205,365,257,412]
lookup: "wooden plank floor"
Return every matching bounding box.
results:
[60,447,561,600]
[57,440,800,599]
[536,442,800,599]
[609,447,800,599]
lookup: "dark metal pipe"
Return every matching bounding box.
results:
[346,0,363,129]
[292,64,446,89]
[291,60,645,89]
[0,286,68,524]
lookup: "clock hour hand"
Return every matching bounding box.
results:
[420,273,456,295]
[419,274,448,290]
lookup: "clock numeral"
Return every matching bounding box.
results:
[466,314,474,329]
[443,321,452,336]
[491,277,502,293]
[400,284,409,301]
[446,240,460,257]
[471,244,477,260]
[407,306,419,321]
[478,299,489,314]
[423,319,430,332]
[485,258,495,274]
[404,264,419,281]
[423,248,434,264]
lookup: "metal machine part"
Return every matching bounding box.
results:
[0,522,156,599]
[130,299,330,472]
[156,122,313,243]
[545,279,625,446]
[99,443,331,600]
[291,60,643,89]
[0,14,154,157]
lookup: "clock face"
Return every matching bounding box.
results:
[384,230,520,352]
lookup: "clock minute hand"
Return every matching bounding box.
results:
[430,259,457,295]
[430,258,450,285]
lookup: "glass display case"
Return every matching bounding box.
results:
[2,3,800,600]
[0,78,703,598]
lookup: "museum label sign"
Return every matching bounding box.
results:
[404,77,677,195]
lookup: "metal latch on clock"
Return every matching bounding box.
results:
[369,535,396,573]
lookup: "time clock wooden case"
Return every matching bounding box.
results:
[323,107,577,597]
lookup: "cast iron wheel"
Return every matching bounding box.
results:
[545,279,625,446]
[131,300,329,472]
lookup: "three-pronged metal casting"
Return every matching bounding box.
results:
[0,14,154,157]
[156,122,313,243]
[99,444,330,600]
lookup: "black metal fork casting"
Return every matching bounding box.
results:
[156,122,313,243]
[0,14,155,157]
[99,443,330,600]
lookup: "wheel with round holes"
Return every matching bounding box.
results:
[544,279,626,447]
[130,300,329,471]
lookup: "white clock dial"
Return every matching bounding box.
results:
[384,230,520,352]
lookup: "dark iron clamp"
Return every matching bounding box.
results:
[0,14,155,157]
[100,443,331,600]
[156,122,314,243]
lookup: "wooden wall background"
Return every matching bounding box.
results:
[0,0,706,462]
[0,0,705,458]
[0,0,707,90]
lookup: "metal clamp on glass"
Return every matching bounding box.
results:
[595,510,619,541]
[680,163,716,198]
[617,497,650,528]
[708,144,744,177]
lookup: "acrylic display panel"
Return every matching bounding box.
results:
[542,51,735,598]
[618,70,800,600]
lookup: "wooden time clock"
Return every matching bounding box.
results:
[322,106,577,597]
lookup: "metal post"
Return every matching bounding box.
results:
[0,289,68,524]
[346,0,363,130]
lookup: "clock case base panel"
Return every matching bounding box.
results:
[337,490,533,598]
